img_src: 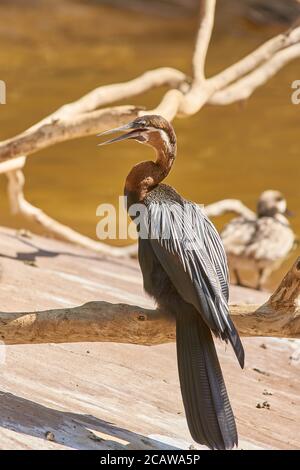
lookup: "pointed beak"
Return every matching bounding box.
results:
[97,122,145,146]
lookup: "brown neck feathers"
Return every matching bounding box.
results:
[124,129,176,204]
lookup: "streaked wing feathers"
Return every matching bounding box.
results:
[146,200,231,336]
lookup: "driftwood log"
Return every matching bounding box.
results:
[0,0,299,255]
[0,257,299,346]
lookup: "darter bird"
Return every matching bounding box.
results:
[98,115,244,450]
[221,190,296,290]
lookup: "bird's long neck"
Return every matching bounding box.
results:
[124,134,176,206]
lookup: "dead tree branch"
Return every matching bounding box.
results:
[208,24,300,95]
[204,199,256,219]
[0,258,299,345]
[0,106,141,162]
[6,170,137,257]
[210,43,300,105]
[192,0,216,82]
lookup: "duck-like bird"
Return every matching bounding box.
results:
[221,190,296,290]
[98,115,244,450]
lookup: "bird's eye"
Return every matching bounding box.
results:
[139,120,146,127]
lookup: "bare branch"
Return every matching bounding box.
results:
[192,0,216,82]
[204,199,256,219]
[65,67,186,114]
[0,156,26,174]
[0,258,299,346]
[144,89,184,121]
[6,170,137,257]
[209,43,300,105]
[141,0,217,118]
[0,67,185,162]
[158,23,300,115]
[17,68,185,135]
[0,106,140,162]
[208,25,300,91]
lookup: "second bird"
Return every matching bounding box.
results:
[221,190,296,290]
[98,115,244,450]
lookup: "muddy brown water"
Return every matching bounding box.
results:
[0,1,299,290]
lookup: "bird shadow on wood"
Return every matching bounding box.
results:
[0,231,138,272]
[0,391,177,450]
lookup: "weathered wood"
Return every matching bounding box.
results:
[6,169,138,258]
[204,199,256,219]
[0,258,298,345]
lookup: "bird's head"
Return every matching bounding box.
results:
[257,190,292,218]
[97,114,176,157]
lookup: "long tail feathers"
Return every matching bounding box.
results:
[224,315,245,369]
[176,311,238,450]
